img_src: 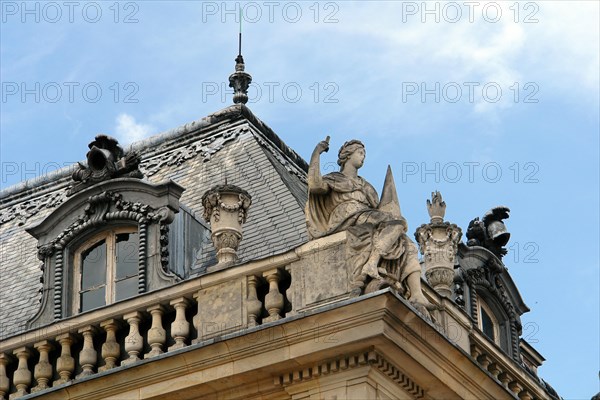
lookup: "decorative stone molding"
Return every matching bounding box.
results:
[25,179,184,326]
[415,192,462,298]
[274,350,425,399]
[466,206,511,260]
[69,135,143,195]
[252,132,308,184]
[0,190,66,226]
[141,126,243,177]
[457,244,524,362]
[229,54,252,105]
[202,184,252,264]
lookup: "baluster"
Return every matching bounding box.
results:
[509,381,524,396]
[0,353,11,400]
[53,333,75,386]
[145,305,166,358]
[498,371,511,388]
[122,312,144,365]
[76,325,98,378]
[263,269,283,323]
[519,390,533,400]
[31,341,53,393]
[246,276,263,327]
[192,292,202,344]
[9,347,31,399]
[99,319,120,372]
[168,297,190,351]
[487,362,501,379]
[477,354,491,369]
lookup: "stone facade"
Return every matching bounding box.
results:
[0,102,560,399]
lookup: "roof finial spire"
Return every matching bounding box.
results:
[229,7,252,105]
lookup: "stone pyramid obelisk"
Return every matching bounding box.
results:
[378,165,402,218]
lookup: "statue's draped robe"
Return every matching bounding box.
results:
[306,172,420,294]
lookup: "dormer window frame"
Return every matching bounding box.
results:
[25,178,185,329]
[478,299,501,346]
[72,226,139,313]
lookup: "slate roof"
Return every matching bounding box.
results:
[0,105,310,339]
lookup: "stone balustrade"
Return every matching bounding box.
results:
[0,230,543,399]
[470,330,547,400]
[0,232,346,399]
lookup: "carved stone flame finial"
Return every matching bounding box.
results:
[202,184,252,264]
[427,191,446,223]
[229,55,252,105]
[415,191,462,298]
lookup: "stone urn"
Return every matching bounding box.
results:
[202,184,252,264]
[415,192,462,297]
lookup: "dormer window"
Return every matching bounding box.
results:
[74,228,139,312]
[25,170,185,327]
[478,300,500,345]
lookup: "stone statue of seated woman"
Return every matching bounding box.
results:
[305,137,431,313]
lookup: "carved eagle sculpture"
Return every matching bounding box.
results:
[466,206,511,260]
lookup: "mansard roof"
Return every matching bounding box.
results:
[0,104,310,339]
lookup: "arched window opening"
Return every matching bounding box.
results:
[478,300,500,346]
[74,228,139,313]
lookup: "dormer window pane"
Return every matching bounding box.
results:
[81,287,106,311]
[116,232,138,279]
[75,228,139,313]
[115,276,138,301]
[481,306,496,341]
[81,240,107,289]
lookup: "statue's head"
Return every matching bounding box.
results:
[337,140,365,168]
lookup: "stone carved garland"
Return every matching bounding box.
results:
[141,127,244,177]
[202,184,252,264]
[252,132,308,184]
[0,191,67,226]
[202,188,251,225]
[0,127,243,228]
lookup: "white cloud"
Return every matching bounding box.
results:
[115,114,153,145]
[261,1,598,116]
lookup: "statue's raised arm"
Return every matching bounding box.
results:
[307,136,330,194]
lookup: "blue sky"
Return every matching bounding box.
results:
[1,1,598,397]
